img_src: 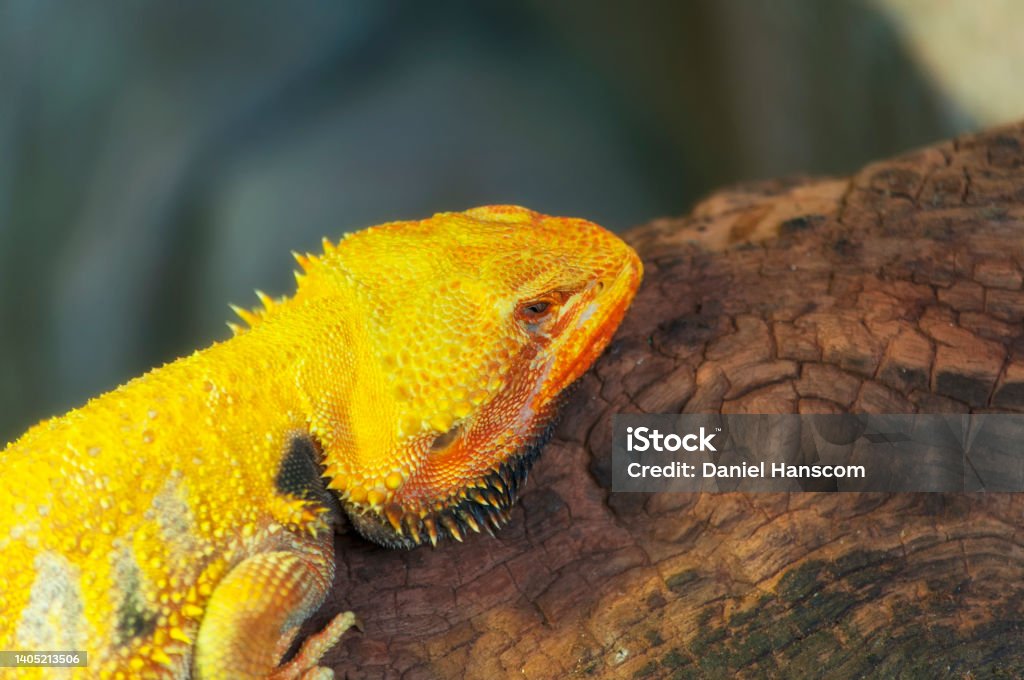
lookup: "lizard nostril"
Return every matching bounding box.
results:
[430,423,463,451]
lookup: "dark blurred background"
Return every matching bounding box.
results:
[2,0,1020,441]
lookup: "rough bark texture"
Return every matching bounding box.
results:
[316,123,1024,678]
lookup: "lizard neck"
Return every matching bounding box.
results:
[244,293,395,481]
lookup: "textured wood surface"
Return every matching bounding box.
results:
[318,122,1024,678]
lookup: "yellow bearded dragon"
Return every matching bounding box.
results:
[0,205,642,678]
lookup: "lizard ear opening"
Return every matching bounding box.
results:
[430,422,463,451]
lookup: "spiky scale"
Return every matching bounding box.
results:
[255,290,274,310]
[423,517,440,547]
[440,515,463,542]
[487,512,505,530]
[460,510,481,534]
[292,251,310,270]
[384,505,404,534]
[229,303,259,327]
[482,489,501,509]
[405,518,422,545]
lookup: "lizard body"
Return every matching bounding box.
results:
[0,205,642,678]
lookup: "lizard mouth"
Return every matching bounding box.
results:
[341,408,563,550]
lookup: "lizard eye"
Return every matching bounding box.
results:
[516,296,558,332]
[515,290,575,333]
[522,300,550,316]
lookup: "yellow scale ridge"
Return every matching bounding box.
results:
[0,205,642,679]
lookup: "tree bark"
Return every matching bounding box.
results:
[318,122,1024,678]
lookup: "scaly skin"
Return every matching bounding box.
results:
[0,205,642,678]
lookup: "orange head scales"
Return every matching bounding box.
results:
[278,205,642,547]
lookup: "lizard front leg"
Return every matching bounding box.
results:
[193,529,354,679]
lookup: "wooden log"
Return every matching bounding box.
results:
[318,122,1024,678]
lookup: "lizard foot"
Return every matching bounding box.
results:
[270,611,361,680]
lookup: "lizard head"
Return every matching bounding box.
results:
[297,205,642,548]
